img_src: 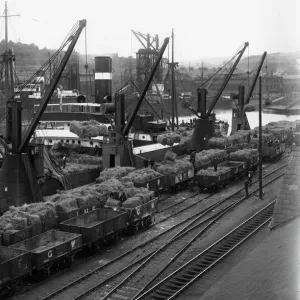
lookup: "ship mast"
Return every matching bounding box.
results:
[0,1,19,140]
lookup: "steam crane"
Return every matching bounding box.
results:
[0,19,86,213]
[231,51,267,134]
[101,37,170,169]
[184,42,249,151]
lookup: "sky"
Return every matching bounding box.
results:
[1,0,299,63]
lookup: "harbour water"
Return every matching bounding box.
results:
[179,109,300,135]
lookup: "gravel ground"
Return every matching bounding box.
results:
[178,172,286,299]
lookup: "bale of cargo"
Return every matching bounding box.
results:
[197,166,231,176]
[54,198,78,213]
[105,198,121,207]
[96,166,135,183]
[157,135,168,146]
[52,141,62,150]
[164,150,177,161]
[70,120,108,139]
[126,168,161,183]
[229,149,258,161]
[122,197,143,209]
[75,193,99,208]
[166,139,174,146]
[135,193,150,203]
[208,137,228,148]
[25,202,56,225]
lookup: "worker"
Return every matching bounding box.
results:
[144,159,149,168]
[190,151,196,167]
[247,134,251,143]
[244,178,249,197]
[150,159,155,169]
[62,154,67,169]
[268,139,273,146]
[248,170,253,186]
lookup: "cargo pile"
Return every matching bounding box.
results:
[70,120,108,139]
[157,133,181,146]
[63,163,100,175]
[45,185,107,213]
[229,149,258,161]
[96,166,136,183]
[125,168,162,184]
[157,159,193,176]
[195,149,227,168]
[208,130,251,149]
[196,166,232,177]
[0,202,56,234]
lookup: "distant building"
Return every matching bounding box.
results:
[282,75,300,93]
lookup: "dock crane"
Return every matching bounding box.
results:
[0,19,86,213]
[101,38,170,169]
[184,42,249,151]
[231,51,267,134]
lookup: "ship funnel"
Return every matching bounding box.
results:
[77,94,86,103]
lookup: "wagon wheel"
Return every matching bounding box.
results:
[1,283,17,298]
[43,265,52,277]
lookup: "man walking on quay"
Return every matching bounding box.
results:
[248,170,253,186]
[244,178,249,197]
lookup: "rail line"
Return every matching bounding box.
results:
[136,201,275,300]
[24,158,289,300]
[83,169,284,300]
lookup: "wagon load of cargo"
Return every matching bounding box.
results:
[250,133,274,144]
[63,163,100,175]
[195,167,232,188]
[125,168,162,183]
[229,149,258,161]
[10,230,82,271]
[157,133,181,146]
[208,137,228,149]
[70,120,108,139]
[45,186,107,222]
[164,150,177,161]
[195,149,227,168]
[105,198,121,208]
[0,202,56,233]
[196,167,232,177]
[157,159,194,186]
[122,197,143,209]
[96,166,136,183]
[0,202,57,246]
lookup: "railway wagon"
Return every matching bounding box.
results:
[195,168,232,190]
[218,161,244,176]
[262,143,285,161]
[294,132,300,146]
[133,175,165,195]
[0,247,31,297]
[0,217,57,247]
[163,168,194,192]
[10,230,82,275]
[59,208,127,252]
[230,154,259,173]
[122,197,158,231]
[56,202,104,223]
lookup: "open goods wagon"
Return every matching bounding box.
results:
[195,168,232,190]
[262,143,285,161]
[0,247,31,297]
[59,208,127,252]
[10,230,82,275]
[294,132,300,146]
[133,175,165,194]
[0,216,57,247]
[163,168,194,192]
[122,197,158,231]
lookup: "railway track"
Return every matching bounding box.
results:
[135,201,275,300]
[16,157,289,300]
[41,164,285,300]
[82,168,284,300]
